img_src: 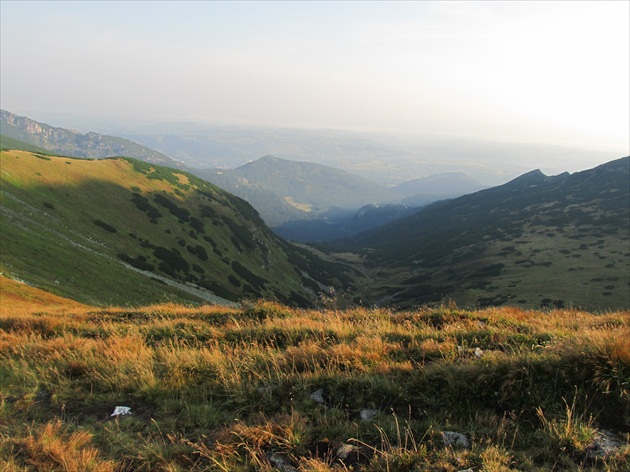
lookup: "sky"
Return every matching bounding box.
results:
[1,1,628,154]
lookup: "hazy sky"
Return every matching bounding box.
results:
[1,1,628,153]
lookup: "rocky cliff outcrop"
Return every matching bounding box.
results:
[1,109,181,167]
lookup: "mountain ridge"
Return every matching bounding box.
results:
[1,109,182,168]
[328,156,630,310]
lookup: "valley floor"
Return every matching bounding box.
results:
[0,293,629,471]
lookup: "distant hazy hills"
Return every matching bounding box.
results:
[196,155,392,225]
[1,111,488,233]
[0,150,353,307]
[104,123,408,176]
[395,172,486,206]
[196,155,485,229]
[97,119,617,187]
[1,110,181,168]
[330,156,630,310]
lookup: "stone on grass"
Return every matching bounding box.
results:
[268,452,297,472]
[336,443,359,460]
[441,431,469,448]
[360,409,378,422]
[111,406,131,417]
[585,429,625,460]
[309,388,325,404]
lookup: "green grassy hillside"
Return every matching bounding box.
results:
[0,134,50,154]
[0,150,353,307]
[329,157,630,311]
[1,297,628,471]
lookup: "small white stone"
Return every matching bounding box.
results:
[474,347,484,358]
[111,406,131,417]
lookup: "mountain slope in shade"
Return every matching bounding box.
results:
[0,150,354,307]
[1,110,181,168]
[274,203,419,243]
[331,157,630,310]
[395,172,485,198]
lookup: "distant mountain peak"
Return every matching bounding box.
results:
[500,168,572,190]
[510,168,546,181]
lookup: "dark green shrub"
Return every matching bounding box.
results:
[153,247,190,272]
[117,253,155,271]
[131,193,162,219]
[231,261,266,290]
[92,220,117,233]
[154,194,190,222]
[189,217,204,233]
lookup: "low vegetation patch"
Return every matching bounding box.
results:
[1,298,628,471]
[92,219,118,233]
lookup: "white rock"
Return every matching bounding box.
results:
[309,388,325,404]
[360,409,378,422]
[336,443,359,460]
[111,406,131,417]
[268,452,297,472]
[441,431,469,448]
[474,347,484,358]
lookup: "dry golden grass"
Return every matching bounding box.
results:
[1,292,628,470]
[0,275,89,315]
[1,420,115,472]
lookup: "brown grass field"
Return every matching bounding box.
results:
[0,276,629,471]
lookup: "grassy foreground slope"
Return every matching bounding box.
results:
[0,150,352,307]
[0,288,628,471]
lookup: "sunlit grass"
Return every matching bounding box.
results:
[1,297,628,470]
